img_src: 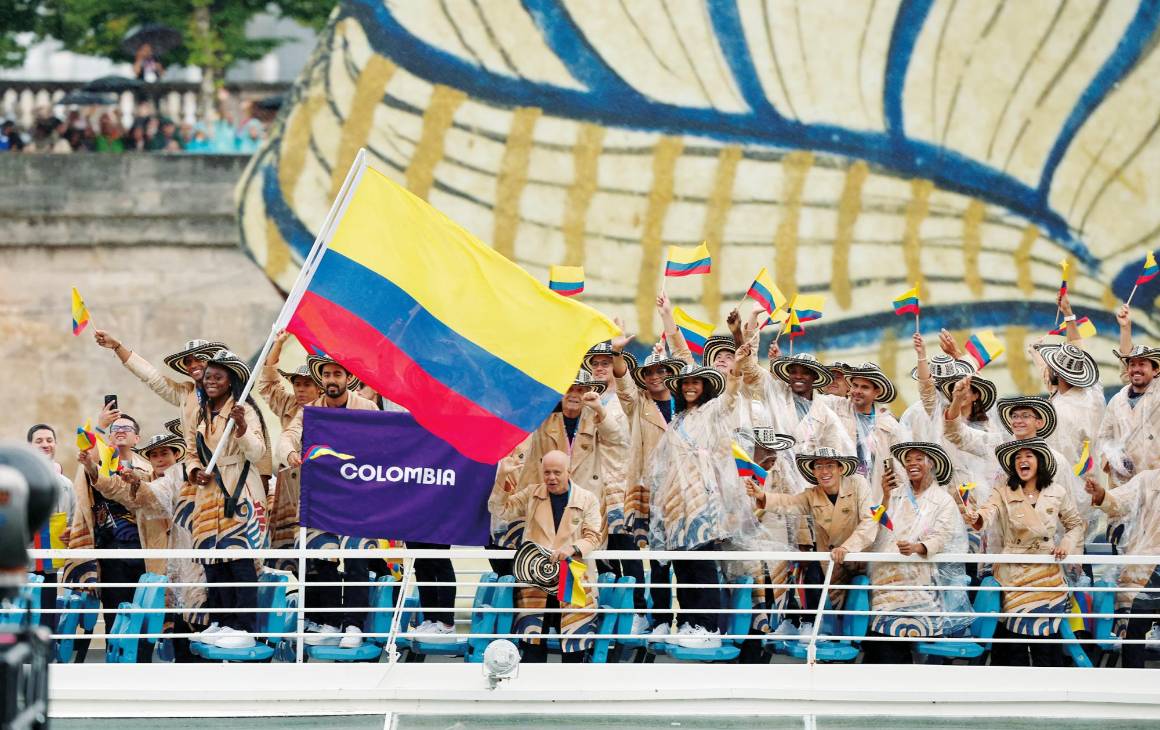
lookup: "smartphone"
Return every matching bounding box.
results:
[104,394,118,410]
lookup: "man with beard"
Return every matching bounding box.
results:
[1097,303,1160,489]
[280,356,380,649]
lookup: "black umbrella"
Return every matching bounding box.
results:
[121,23,183,56]
[83,75,143,93]
[254,95,284,111]
[58,90,117,106]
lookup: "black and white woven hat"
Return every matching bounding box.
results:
[1034,343,1099,388]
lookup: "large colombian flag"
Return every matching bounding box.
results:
[286,162,619,463]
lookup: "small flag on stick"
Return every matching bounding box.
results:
[732,443,769,482]
[957,483,976,507]
[965,330,1005,370]
[665,243,712,277]
[892,284,921,333]
[1074,440,1094,477]
[671,306,714,356]
[548,265,585,297]
[746,267,786,316]
[1127,251,1158,306]
[790,294,825,323]
[556,556,588,607]
[71,287,90,336]
[1047,317,1097,340]
[76,420,97,451]
[870,504,894,530]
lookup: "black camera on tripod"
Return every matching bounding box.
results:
[0,443,61,730]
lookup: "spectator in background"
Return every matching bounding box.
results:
[150,118,181,152]
[95,114,125,153]
[125,123,149,152]
[235,119,264,153]
[1,120,25,151]
[133,43,165,83]
[184,123,212,153]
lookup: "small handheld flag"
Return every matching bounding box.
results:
[892,286,920,316]
[1048,317,1097,340]
[790,294,825,323]
[1074,440,1093,477]
[1059,259,1069,297]
[665,243,712,277]
[96,436,121,478]
[870,504,894,530]
[746,267,786,316]
[782,309,804,339]
[71,287,90,336]
[732,443,769,482]
[1136,251,1158,286]
[965,330,1005,370]
[31,512,68,571]
[76,420,97,451]
[957,482,976,507]
[548,265,585,297]
[557,556,588,607]
[304,444,356,461]
[671,306,714,356]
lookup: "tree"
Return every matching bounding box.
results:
[0,0,41,68]
[15,0,334,114]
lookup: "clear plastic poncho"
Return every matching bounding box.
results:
[644,386,759,553]
[869,476,973,638]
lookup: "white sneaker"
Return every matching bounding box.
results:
[414,620,457,643]
[649,622,671,646]
[675,625,722,649]
[339,625,363,649]
[1145,623,1160,651]
[796,621,814,641]
[629,614,650,636]
[195,622,223,644]
[772,619,798,637]
[303,623,342,646]
[214,627,256,649]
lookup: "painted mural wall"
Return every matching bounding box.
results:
[236,0,1160,412]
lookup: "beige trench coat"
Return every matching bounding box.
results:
[975,481,1085,635]
[488,481,602,650]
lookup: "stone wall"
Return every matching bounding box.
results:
[0,154,285,467]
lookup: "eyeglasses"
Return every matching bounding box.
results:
[109,425,137,434]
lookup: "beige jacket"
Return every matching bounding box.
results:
[257,363,303,429]
[1097,379,1160,488]
[763,473,879,555]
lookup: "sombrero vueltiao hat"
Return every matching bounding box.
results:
[996,396,1057,439]
[582,341,637,372]
[164,418,182,438]
[911,354,975,381]
[753,428,796,452]
[889,441,954,486]
[795,447,860,485]
[306,355,363,391]
[204,349,252,385]
[569,369,607,396]
[701,335,737,369]
[1034,343,1099,388]
[828,361,851,374]
[277,364,315,383]
[935,374,999,413]
[995,437,1057,482]
[629,351,686,391]
[1113,345,1160,371]
[163,339,226,376]
[770,353,834,390]
[845,362,898,403]
[134,432,186,460]
[665,362,726,401]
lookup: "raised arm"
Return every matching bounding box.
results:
[95,329,186,407]
[1116,303,1133,355]
[1058,292,1082,344]
[609,317,636,379]
[257,330,297,419]
[657,293,694,364]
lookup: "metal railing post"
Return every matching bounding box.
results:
[808,560,835,665]
[385,555,414,664]
[296,526,307,663]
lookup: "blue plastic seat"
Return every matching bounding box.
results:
[0,573,45,628]
[591,575,634,663]
[1089,579,1120,665]
[106,572,169,663]
[916,576,1001,663]
[777,575,870,663]
[191,573,293,662]
[410,574,499,659]
[55,590,100,663]
[667,576,755,663]
[306,575,401,662]
[467,575,516,663]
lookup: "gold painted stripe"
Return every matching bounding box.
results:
[701,145,743,324]
[904,179,934,300]
[637,136,685,339]
[272,89,327,281]
[832,161,868,310]
[492,106,542,260]
[562,123,605,267]
[774,151,814,299]
[1015,224,1039,296]
[264,217,289,283]
[331,56,397,200]
[963,199,985,297]
[877,327,908,417]
[1005,325,1035,394]
[1101,284,1119,309]
[404,85,467,200]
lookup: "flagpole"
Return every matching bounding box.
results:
[202,149,368,475]
[1126,284,1139,306]
[914,311,920,335]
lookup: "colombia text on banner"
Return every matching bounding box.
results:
[285,163,619,463]
[300,408,497,545]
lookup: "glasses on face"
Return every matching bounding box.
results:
[109,425,136,434]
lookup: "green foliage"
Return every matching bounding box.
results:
[2,0,333,74]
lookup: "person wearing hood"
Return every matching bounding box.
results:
[1096,303,1160,490]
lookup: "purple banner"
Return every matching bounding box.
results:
[300,407,495,545]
